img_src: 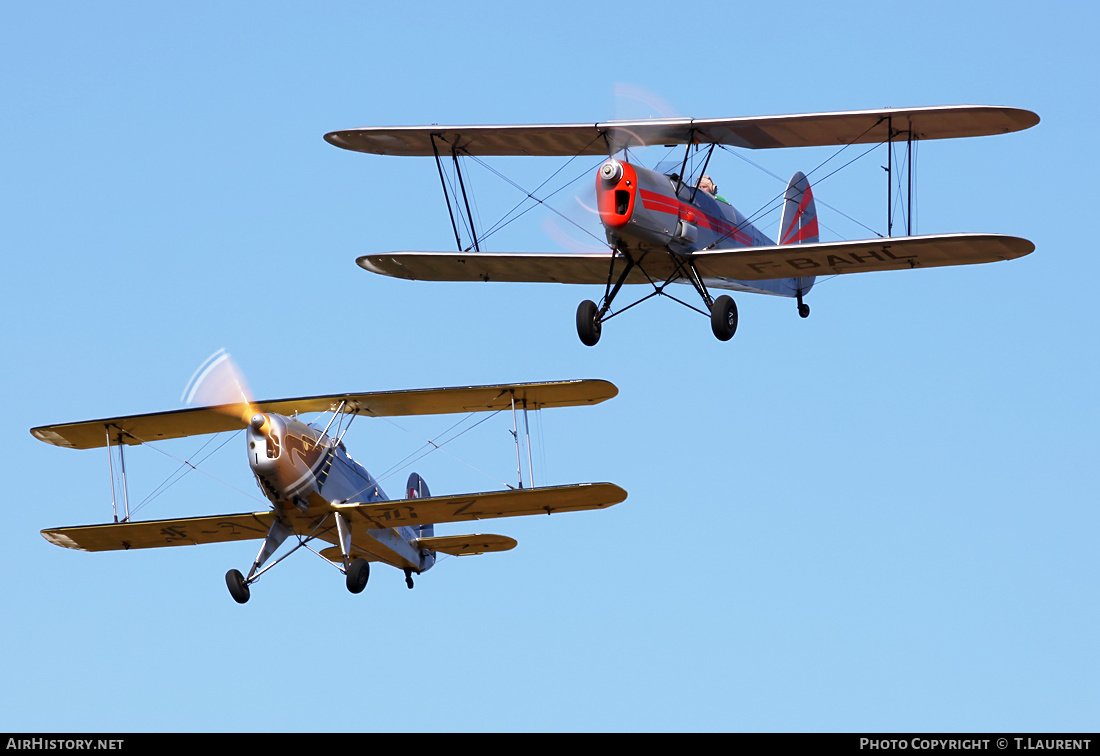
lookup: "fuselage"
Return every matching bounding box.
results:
[246,412,431,572]
[596,159,810,298]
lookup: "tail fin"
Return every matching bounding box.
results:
[408,472,436,572]
[779,171,817,303]
[778,171,818,246]
[407,472,433,540]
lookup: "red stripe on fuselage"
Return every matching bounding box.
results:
[638,189,752,246]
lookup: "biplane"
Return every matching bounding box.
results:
[31,376,625,603]
[325,105,1039,345]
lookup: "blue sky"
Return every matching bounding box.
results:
[2,0,1096,733]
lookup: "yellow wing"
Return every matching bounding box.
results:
[31,379,617,450]
[332,483,626,530]
[42,511,277,552]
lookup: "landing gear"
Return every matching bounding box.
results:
[226,569,250,604]
[577,245,746,344]
[576,300,601,346]
[710,295,738,341]
[798,303,811,318]
[346,558,370,594]
[404,569,415,590]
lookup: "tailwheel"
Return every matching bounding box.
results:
[346,558,370,594]
[404,569,415,590]
[576,300,602,346]
[710,295,738,341]
[225,569,250,604]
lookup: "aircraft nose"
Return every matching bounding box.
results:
[596,159,636,229]
[599,159,623,183]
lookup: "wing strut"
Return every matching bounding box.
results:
[429,134,480,253]
[885,115,917,237]
[105,425,131,523]
[507,391,537,490]
[688,143,717,204]
[430,134,464,252]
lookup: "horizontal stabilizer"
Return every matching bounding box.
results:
[325,106,1038,157]
[41,511,276,552]
[32,379,617,450]
[332,482,626,530]
[318,546,379,564]
[414,534,518,556]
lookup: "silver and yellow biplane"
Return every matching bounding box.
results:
[32,369,625,603]
[326,105,1038,345]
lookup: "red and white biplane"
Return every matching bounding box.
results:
[326,105,1038,345]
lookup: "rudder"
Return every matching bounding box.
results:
[778,171,817,304]
[407,472,433,540]
[778,171,818,246]
[407,472,436,572]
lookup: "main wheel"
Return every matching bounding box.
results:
[225,569,250,604]
[710,295,738,341]
[346,558,370,594]
[576,300,602,346]
[798,303,810,318]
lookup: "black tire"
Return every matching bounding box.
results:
[798,303,810,319]
[225,569,250,604]
[711,295,738,341]
[576,300,602,346]
[346,558,370,594]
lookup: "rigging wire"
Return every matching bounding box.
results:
[128,430,242,517]
[124,428,269,509]
[466,152,609,247]
[701,118,888,251]
[370,408,514,490]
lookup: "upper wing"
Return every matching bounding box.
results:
[325,106,1038,157]
[42,511,276,551]
[692,233,1034,281]
[32,379,617,450]
[331,482,627,530]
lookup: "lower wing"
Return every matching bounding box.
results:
[332,482,626,530]
[358,234,1032,285]
[358,251,657,284]
[693,233,1033,281]
[42,511,277,551]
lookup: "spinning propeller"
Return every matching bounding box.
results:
[182,349,270,436]
[540,86,691,253]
